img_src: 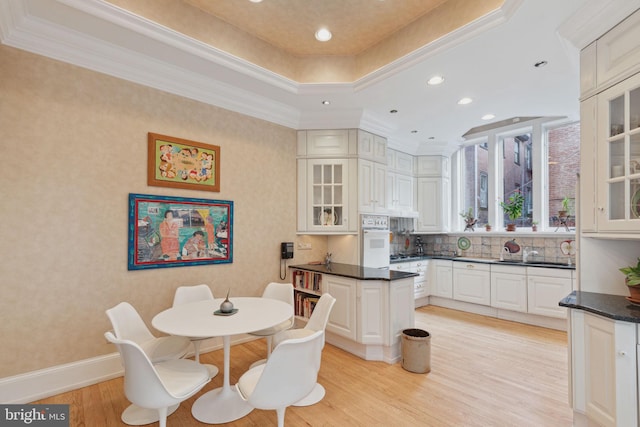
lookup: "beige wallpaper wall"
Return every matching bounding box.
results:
[0,45,327,378]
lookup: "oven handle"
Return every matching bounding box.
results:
[363,229,390,234]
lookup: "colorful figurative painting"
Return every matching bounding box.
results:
[147,132,220,192]
[128,193,233,270]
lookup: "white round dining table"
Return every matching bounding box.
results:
[152,296,292,424]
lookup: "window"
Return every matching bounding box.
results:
[479,173,488,209]
[462,142,489,227]
[502,134,531,226]
[459,119,579,232]
[547,122,579,228]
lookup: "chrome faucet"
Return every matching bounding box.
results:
[500,246,509,261]
[523,248,538,263]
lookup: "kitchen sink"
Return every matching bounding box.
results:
[497,260,571,267]
[525,261,571,267]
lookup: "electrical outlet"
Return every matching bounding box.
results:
[297,242,312,250]
[435,237,442,243]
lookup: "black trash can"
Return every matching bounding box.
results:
[401,328,431,373]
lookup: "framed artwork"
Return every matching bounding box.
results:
[128,193,233,270]
[147,132,220,192]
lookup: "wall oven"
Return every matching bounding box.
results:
[360,214,390,268]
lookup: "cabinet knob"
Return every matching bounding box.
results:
[618,350,627,356]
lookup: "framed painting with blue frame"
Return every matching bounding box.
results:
[128,193,233,270]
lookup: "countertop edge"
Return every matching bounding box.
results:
[290,263,417,281]
[559,290,640,323]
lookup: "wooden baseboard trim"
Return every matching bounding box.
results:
[0,335,256,403]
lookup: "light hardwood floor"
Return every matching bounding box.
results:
[34,306,573,426]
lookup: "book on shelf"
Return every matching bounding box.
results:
[294,292,320,318]
[292,270,322,292]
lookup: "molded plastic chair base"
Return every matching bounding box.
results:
[192,386,253,424]
[293,383,325,407]
[248,358,266,370]
[121,403,178,425]
[205,363,219,379]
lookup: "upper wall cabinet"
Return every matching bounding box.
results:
[415,155,450,178]
[387,149,414,175]
[581,9,640,99]
[415,156,450,232]
[357,130,387,163]
[595,72,640,232]
[297,129,357,158]
[297,130,358,233]
[580,9,640,235]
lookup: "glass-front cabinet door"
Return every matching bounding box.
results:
[598,72,640,231]
[307,159,349,231]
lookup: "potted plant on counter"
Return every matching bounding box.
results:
[500,191,524,232]
[559,196,571,219]
[620,258,640,301]
[460,208,477,232]
[485,223,492,232]
[531,221,538,232]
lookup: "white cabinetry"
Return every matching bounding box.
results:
[415,156,449,232]
[357,130,387,163]
[580,9,640,235]
[357,130,388,214]
[297,130,357,233]
[324,274,357,340]
[570,310,637,427]
[358,280,384,344]
[359,159,387,213]
[595,71,640,232]
[580,96,598,232]
[453,261,491,305]
[292,268,414,363]
[432,259,453,298]
[490,264,527,312]
[390,260,429,301]
[386,150,415,214]
[526,267,572,318]
[386,173,414,213]
[413,260,429,299]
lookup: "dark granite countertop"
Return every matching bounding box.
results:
[390,255,575,270]
[290,263,417,281]
[559,290,640,323]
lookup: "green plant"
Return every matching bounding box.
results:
[460,207,474,221]
[620,258,640,286]
[561,196,571,213]
[532,220,539,225]
[500,191,525,222]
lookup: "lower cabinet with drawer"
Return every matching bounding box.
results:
[453,261,491,306]
[490,264,527,312]
[526,267,572,318]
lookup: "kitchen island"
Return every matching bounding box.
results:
[560,291,640,426]
[290,263,417,363]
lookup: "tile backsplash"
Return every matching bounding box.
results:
[395,233,576,265]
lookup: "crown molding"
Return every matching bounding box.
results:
[557,0,640,50]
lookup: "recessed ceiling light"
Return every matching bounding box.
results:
[427,75,445,86]
[534,60,548,68]
[390,109,398,114]
[249,0,263,2]
[321,100,330,105]
[315,28,332,42]
[482,114,495,120]
[457,97,473,105]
